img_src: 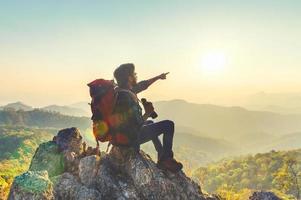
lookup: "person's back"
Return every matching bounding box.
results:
[112,88,144,147]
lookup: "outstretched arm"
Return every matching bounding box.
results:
[148,72,169,85]
[132,72,169,94]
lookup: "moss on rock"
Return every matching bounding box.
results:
[13,171,52,194]
[29,141,65,177]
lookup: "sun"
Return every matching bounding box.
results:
[201,51,227,75]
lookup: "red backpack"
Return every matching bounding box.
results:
[87,79,130,146]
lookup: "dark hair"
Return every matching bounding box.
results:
[113,63,135,87]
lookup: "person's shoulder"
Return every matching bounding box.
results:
[117,90,132,97]
[132,80,149,94]
[116,90,134,103]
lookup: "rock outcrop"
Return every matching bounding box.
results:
[8,127,219,200]
[29,141,65,177]
[8,171,54,200]
[249,191,281,200]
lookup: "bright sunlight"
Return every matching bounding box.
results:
[200,51,228,75]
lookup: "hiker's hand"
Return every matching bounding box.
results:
[144,102,154,116]
[158,72,169,80]
[64,151,76,162]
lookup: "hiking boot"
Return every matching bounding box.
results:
[157,158,183,173]
[171,158,183,170]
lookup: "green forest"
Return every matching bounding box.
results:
[0,109,95,199]
[0,108,90,131]
[0,126,54,199]
[193,149,301,199]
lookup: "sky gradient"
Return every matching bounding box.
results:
[1,0,301,107]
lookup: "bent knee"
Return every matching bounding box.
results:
[144,120,154,125]
[167,120,174,128]
[162,120,174,132]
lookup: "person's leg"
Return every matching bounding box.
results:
[143,120,154,125]
[138,120,183,173]
[152,137,164,160]
[138,120,174,160]
[141,120,164,160]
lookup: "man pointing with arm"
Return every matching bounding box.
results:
[113,63,183,173]
[132,72,170,94]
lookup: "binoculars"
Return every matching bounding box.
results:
[141,98,158,119]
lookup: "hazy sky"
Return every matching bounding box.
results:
[1,0,301,107]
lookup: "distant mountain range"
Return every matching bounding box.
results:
[244,91,301,114]
[0,108,91,131]
[0,101,90,117]
[69,101,91,112]
[2,99,301,154]
[261,131,301,152]
[153,99,301,154]
[154,99,301,138]
[72,99,301,154]
[42,105,90,117]
[0,101,33,111]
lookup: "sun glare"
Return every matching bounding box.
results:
[201,52,227,75]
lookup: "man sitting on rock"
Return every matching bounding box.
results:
[112,63,183,173]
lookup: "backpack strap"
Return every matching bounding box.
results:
[112,88,119,112]
[115,87,141,103]
[96,138,99,147]
[106,142,112,153]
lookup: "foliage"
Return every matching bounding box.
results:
[0,126,53,199]
[0,108,90,131]
[193,149,301,199]
[273,157,301,199]
[216,186,252,200]
[29,141,65,177]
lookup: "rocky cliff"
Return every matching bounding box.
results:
[8,127,219,200]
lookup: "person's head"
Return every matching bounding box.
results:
[113,63,137,88]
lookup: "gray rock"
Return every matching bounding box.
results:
[79,155,100,187]
[95,155,141,200]
[109,146,207,200]
[249,191,281,200]
[29,128,84,178]
[53,173,101,200]
[56,127,83,154]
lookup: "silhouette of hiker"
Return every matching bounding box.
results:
[113,63,183,173]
